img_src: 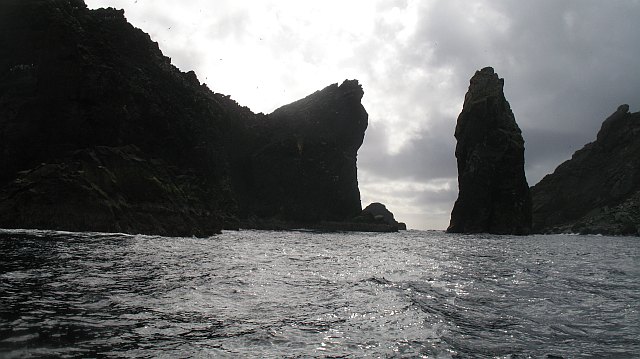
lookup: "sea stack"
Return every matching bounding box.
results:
[447,67,532,235]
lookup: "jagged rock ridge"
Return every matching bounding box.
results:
[531,105,640,235]
[447,67,532,235]
[0,0,369,236]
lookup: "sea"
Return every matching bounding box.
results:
[0,228,638,358]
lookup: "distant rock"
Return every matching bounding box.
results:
[447,67,532,235]
[531,105,640,236]
[363,202,397,224]
[351,202,404,232]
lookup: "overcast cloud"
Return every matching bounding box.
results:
[86,0,640,230]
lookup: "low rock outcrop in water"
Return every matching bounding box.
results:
[0,0,372,236]
[240,202,406,232]
[447,67,532,235]
[352,202,406,232]
[531,105,640,236]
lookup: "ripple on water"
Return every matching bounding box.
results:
[1,229,639,358]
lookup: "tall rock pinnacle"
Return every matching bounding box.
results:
[447,67,532,235]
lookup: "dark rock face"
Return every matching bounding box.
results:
[362,202,398,226]
[352,202,404,232]
[447,67,532,235]
[236,80,368,223]
[0,146,224,237]
[531,105,640,235]
[0,0,368,236]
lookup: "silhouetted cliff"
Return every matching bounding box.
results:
[532,105,640,235]
[447,67,532,235]
[0,0,369,236]
[233,81,368,224]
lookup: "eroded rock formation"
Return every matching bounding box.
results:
[236,81,368,224]
[447,67,532,235]
[532,105,640,235]
[0,0,370,236]
[352,202,406,231]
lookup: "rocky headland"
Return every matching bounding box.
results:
[4,1,634,237]
[0,0,391,236]
[531,105,640,236]
[233,80,368,225]
[447,67,532,235]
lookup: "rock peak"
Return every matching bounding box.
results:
[448,68,532,235]
[596,104,635,144]
[464,66,505,106]
[617,104,630,114]
[340,78,362,89]
[338,79,364,100]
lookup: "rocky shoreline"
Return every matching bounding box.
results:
[1,0,637,237]
[0,0,404,236]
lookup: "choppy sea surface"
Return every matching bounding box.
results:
[0,229,638,358]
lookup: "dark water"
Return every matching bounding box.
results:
[1,229,638,358]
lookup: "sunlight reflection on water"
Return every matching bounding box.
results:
[1,229,639,358]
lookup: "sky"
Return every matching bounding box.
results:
[85,0,640,230]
